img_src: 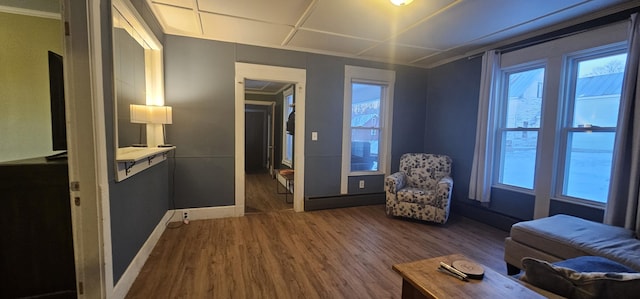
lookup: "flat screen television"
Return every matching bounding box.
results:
[47,51,67,159]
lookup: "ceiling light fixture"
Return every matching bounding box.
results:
[390,0,414,6]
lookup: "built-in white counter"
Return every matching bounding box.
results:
[115,146,175,181]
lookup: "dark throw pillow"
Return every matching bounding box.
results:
[521,256,640,299]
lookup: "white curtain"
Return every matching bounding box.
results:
[604,13,640,238]
[468,50,500,203]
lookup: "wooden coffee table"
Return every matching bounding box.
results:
[392,254,546,299]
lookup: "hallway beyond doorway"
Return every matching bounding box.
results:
[245,171,293,213]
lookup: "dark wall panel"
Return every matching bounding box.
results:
[426,57,482,203]
[347,175,385,194]
[236,44,307,68]
[390,65,430,172]
[164,36,236,208]
[304,156,342,197]
[172,157,235,207]
[304,54,346,158]
[550,200,604,222]
[109,163,169,281]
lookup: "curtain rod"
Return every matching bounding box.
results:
[468,10,634,60]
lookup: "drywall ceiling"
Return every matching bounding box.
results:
[147,0,637,68]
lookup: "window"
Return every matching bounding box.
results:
[496,66,545,189]
[341,66,395,193]
[282,86,293,167]
[558,51,627,202]
[351,83,383,172]
[489,34,627,207]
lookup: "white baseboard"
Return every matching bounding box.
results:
[169,205,238,222]
[111,210,172,298]
[111,205,238,298]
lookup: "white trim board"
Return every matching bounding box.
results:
[0,5,61,19]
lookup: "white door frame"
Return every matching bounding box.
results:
[235,63,306,214]
[63,0,109,297]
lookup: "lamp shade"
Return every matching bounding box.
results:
[129,104,172,124]
[149,105,172,124]
[130,104,151,124]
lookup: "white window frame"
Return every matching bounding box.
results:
[489,21,628,215]
[554,44,627,205]
[282,86,293,167]
[340,66,395,194]
[493,62,546,193]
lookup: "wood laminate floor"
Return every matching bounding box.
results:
[245,171,293,214]
[126,204,509,299]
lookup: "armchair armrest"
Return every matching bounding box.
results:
[385,172,406,194]
[436,176,454,205]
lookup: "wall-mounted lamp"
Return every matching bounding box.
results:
[149,105,173,147]
[390,0,414,6]
[130,104,152,147]
[129,104,173,147]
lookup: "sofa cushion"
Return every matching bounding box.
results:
[522,256,640,299]
[510,214,640,271]
[553,256,638,273]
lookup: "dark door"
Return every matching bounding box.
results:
[245,108,267,173]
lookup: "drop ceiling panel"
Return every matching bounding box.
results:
[359,43,441,64]
[152,3,200,35]
[141,0,632,68]
[200,12,293,45]
[197,0,313,25]
[151,0,194,9]
[289,29,379,55]
[301,0,458,41]
[396,0,590,50]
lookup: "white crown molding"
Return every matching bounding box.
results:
[0,5,60,19]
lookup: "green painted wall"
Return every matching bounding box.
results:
[0,12,62,162]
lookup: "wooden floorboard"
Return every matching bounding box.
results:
[245,172,293,214]
[126,204,509,299]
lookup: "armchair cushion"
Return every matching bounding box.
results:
[397,188,437,205]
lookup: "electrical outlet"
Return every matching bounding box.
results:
[359,180,365,189]
[183,211,189,220]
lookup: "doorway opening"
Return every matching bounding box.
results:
[235,63,306,215]
[244,91,293,213]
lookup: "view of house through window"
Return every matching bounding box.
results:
[493,46,627,204]
[498,67,545,189]
[351,83,383,172]
[561,52,627,202]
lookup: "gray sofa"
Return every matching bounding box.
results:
[504,214,640,275]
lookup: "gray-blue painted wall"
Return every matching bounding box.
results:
[103,0,170,284]
[163,35,429,206]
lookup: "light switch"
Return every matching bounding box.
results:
[312,131,318,141]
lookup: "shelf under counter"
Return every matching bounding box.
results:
[115,146,175,181]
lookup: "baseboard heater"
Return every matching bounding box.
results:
[304,192,385,211]
[452,201,522,232]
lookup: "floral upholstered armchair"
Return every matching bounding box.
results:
[385,153,453,224]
